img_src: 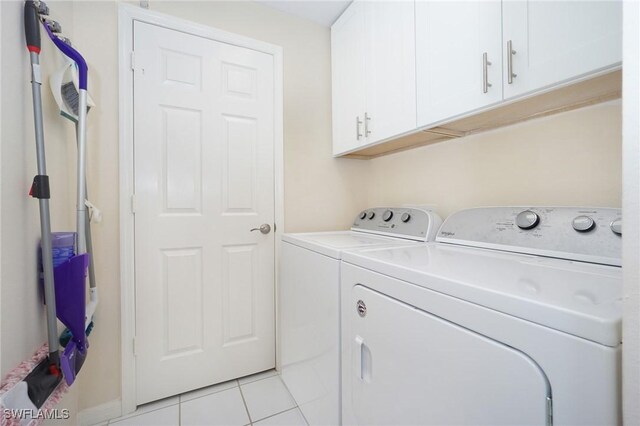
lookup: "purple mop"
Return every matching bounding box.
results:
[53,254,89,383]
[43,21,91,387]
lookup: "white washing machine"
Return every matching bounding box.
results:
[340,207,622,426]
[279,207,442,426]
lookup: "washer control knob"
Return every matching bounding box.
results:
[401,212,411,223]
[572,215,595,232]
[610,218,622,235]
[382,210,394,222]
[359,211,367,220]
[516,210,540,230]
[367,211,375,220]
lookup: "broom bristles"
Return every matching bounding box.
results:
[0,344,69,426]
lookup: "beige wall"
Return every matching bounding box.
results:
[0,0,622,419]
[368,101,622,218]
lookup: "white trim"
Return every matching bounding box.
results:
[273,37,285,373]
[0,0,3,377]
[622,1,640,424]
[77,399,122,426]
[118,3,284,416]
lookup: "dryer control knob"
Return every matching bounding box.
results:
[610,218,622,235]
[401,212,411,223]
[359,211,367,220]
[382,210,394,222]
[572,215,595,232]
[516,210,540,230]
[367,211,375,220]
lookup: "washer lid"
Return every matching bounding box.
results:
[342,244,622,346]
[282,231,418,259]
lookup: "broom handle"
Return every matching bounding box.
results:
[76,90,88,254]
[74,124,96,291]
[25,0,60,365]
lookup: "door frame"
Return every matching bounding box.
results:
[118,4,284,415]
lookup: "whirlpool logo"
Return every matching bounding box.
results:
[440,231,456,237]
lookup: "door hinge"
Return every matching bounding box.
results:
[546,396,553,426]
[130,194,137,214]
[130,51,136,71]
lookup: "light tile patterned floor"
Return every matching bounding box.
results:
[106,370,307,426]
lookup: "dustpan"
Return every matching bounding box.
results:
[49,54,95,123]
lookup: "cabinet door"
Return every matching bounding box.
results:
[363,1,416,143]
[503,0,622,100]
[331,1,366,155]
[416,1,502,128]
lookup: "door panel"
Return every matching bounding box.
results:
[416,1,502,127]
[503,0,622,99]
[344,284,550,425]
[331,1,366,155]
[134,21,275,404]
[364,1,416,143]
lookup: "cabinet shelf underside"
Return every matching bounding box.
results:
[342,70,621,159]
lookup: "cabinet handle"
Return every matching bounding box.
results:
[482,52,492,94]
[356,116,363,140]
[364,112,372,137]
[507,40,517,84]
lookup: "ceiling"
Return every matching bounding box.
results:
[257,1,352,27]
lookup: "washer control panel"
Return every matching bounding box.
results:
[352,207,442,242]
[437,207,621,266]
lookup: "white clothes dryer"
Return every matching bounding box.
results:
[340,207,622,426]
[280,207,442,426]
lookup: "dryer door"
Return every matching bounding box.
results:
[346,285,551,425]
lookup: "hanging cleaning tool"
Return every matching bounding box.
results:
[42,19,91,387]
[0,2,67,421]
[48,40,99,349]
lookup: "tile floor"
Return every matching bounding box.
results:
[105,370,307,426]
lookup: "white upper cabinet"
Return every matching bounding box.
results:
[331,1,366,155]
[332,1,416,155]
[331,1,622,157]
[502,0,622,100]
[416,1,503,127]
[364,1,417,144]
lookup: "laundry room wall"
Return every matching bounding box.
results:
[65,0,370,415]
[367,101,622,217]
[1,0,79,420]
[45,0,623,419]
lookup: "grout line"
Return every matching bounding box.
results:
[179,380,239,404]
[252,406,300,424]
[109,399,180,424]
[296,405,310,426]
[238,383,253,424]
[237,370,278,386]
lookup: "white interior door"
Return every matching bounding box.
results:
[416,1,502,127]
[133,21,276,404]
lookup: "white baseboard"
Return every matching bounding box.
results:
[77,399,122,426]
